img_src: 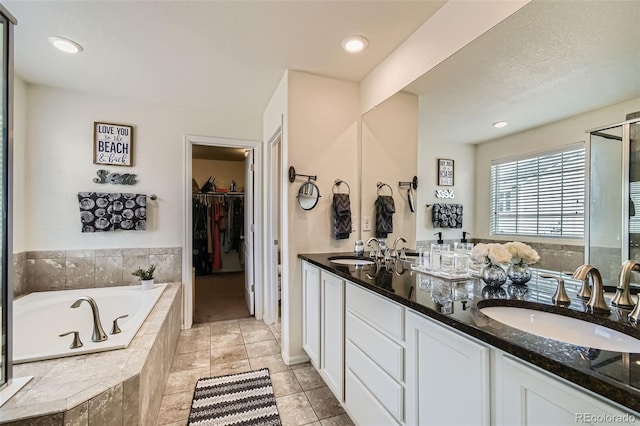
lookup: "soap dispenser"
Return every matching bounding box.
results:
[434,232,444,245]
[461,231,469,243]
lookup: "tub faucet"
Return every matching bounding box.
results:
[572,265,610,314]
[70,296,108,342]
[612,260,640,309]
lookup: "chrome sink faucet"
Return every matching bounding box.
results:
[612,260,640,309]
[365,237,380,259]
[70,296,108,342]
[572,265,610,314]
[391,236,407,260]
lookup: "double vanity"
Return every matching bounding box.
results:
[299,252,640,425]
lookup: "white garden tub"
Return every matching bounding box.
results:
[13,284,167,363]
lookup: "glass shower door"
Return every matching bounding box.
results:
[628,120,640,287]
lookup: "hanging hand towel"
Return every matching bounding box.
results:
[78,192,147,232]
[375,195,395,238]
[333,193,352,240]
[431,203,463,228]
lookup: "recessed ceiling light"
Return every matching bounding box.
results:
[341,35,368,53]
[48,36,83,54]
[493,121,509,128]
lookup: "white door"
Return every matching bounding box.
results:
[244,149,254,315]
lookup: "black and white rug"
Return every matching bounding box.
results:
[188,368,282,426]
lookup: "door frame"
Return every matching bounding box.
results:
[264,127,283,325]
[183,135,263,329]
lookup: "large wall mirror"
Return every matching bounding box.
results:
[359,1,640,262]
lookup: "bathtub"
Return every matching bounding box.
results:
[13,284,167,364]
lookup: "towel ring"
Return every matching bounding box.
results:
[332,179,350,195]
[377,182,393,196]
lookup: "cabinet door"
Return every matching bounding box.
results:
[406,311,490,426]
[321,270,345,401]
[496,354,638,426]
[302,262,321,367]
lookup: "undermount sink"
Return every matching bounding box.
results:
[329,257,375,266]
[480,306,640,352]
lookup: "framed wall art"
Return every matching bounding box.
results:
[437,158,454,186]
[94,122,133,167]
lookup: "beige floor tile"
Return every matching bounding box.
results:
[211,331,244,348]
[320,414,355,426]
[293,366,326,391]
[242,328,276,344]
[305,386,345,420]
[210,344,248,364]
[269,322,282,334]
[291,361,312,370]
[210,359,253,376]
[170,350,211,373]
[157,422,187,426]
[239,318,271,332]
[270,370,303,397]
[181,323,210,338]
[163,367,210,396]
[175,333,211,355]
[249,353,291,373]
[210,320,241,335]
[276,392,319,426]
[156,391,192,425]
[245,340,281,358]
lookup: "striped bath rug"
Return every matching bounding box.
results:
[188,368,282,425]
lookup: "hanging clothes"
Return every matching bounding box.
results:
[231,198,244,250]
[192,198,210,275]
[212,201,223,270]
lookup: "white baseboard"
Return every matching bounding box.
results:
[282,352,310,366]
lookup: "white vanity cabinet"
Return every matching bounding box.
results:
[493,352,638,426]
[345,283,406,425]
[302,261,321,367]
[405,310,491,426]
[301,261,345,401]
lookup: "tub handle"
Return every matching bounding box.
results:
[111,314,129,335]
[59,331,83,349]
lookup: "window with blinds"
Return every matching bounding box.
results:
[490,144,585,238]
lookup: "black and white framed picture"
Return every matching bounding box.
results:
[94,122,133,167]
[438,158,454,186]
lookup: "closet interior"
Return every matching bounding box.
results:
[191,145,251,323]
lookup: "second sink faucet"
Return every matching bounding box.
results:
[391,236,407,260]
[572,265,610,314]
[70,296,108,342]
[612,260,640,309]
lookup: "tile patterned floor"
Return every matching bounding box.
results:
[155,318,354,426]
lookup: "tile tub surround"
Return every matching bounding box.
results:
[12,247,182,298]
[299,252,640,415]
[0,283,181,425]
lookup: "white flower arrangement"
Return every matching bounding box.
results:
[504,241,540,265]
[470,243,512,265]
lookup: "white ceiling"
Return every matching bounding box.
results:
[5,0,445,117]
[403,0,640,144]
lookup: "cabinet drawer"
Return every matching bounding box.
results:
[346,368,401,426]
[346,311,404,381]
[346,340,404,421]
[346,283,404,341]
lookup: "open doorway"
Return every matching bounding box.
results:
[191,145,251,324]
[183,135,264,330]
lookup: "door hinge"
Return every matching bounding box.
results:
[251,224,255,232]
[251,284,255,292]
[250,163,254,172]
[274,239,278,245]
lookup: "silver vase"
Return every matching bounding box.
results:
[481,263,507,287]
[507,262,532,285]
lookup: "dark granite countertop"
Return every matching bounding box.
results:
[298,252,640,414]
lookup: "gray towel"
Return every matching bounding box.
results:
[432,203,462,228]
[78,192,147,232]
[333,193,351,239]
[375,195,395,238]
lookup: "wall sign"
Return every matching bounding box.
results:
[437,158,454,186]
[94,122,133,167]
[93,169,137,185]
[435,189,455,198]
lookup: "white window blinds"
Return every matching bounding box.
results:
[490,144,585,238]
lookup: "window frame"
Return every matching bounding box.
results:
[489,142,586,239]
